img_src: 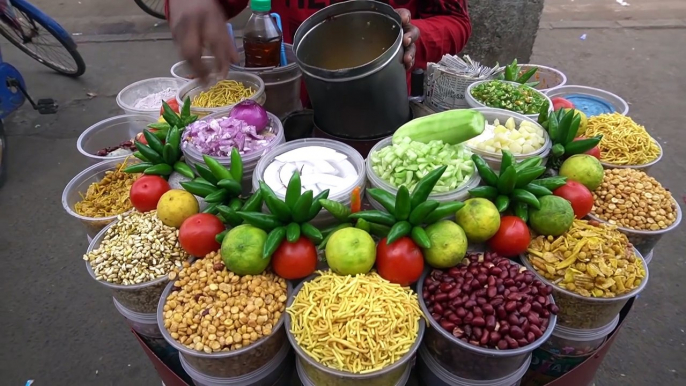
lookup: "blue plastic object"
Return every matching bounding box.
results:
[270,13,287,67]
[564,93,616,117]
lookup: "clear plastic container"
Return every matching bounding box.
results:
[599,140,663,173]
[520,247,649,330]
[116,77,185,118]
[417,265,556,381]
[112,297,179,361]
[465,80,552,120]
[296,356,412,386]
[176,72,266,118]
[76,115,157,164]
[62,159,136,239]
[586,200,681,257]
[465,107,552,172]
[541,314,619,357]
[170,56,217,81]
[417,344,531,386]
[182,109,286,196]
[644,249,654,265]
[545,85,629,117]
[179,340,293,386]
[518,64,567,94]
[285,274,425,386]
[157,280,293,378]
[366,137,481,212]
[252,139,366,228]
[85,221,173,313]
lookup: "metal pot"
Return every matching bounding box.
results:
[231,44,303,120]
[293,1,411,140]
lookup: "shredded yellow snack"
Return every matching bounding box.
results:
[74,158,139,218]
[192,80,255,108]
[585,113,661,165]
[287,271,425,374]
[526,219,646,298]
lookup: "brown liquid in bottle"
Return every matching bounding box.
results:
[243,37,282,68]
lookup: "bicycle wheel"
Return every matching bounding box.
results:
[0,2,86,77]
[134,0,166,20]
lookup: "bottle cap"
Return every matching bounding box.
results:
[250,0,271,12]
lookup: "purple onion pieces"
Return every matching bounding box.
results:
[182,116,275,157]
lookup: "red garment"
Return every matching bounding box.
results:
[166,0,471,71]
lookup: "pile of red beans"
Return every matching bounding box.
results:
[422,252,559,350]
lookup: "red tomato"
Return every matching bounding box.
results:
[489,216,530,257]
[135,128,159,146]
[376,237,424,286]
[553,180,594,218]
[179,214,225,257]
[573,137,601,159]
[160,97,180,115]
[129,175,170,212]
[551,97,575,111]
[272,238,318,280]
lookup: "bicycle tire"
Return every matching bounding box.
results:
[0,2,86,77]
[134,0,166,20]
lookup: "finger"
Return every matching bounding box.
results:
[207,22,233,78]
[395,8,411,27]
[407,25,420,44]
[177,16,208,82]
[403,44,416,71]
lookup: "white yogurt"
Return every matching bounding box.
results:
[262,146,359,197]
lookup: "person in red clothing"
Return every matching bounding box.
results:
[166,0,471,85]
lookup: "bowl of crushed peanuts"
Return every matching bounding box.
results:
[587,167,682,257]
[521,219,649,330]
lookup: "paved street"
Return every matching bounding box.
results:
[0,1,685,386]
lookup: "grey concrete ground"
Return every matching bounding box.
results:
[1,1,685,386]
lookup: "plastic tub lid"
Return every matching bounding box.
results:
[179,340,291,386]
[116,77,185,114]
[465,107,552,159]
[181,108,285,170]
[552,314,620,342]
[418,344,531,386]
[366,136,481,202]
[251,138,366,203]
[545,85,629,117]
[587,199,682,237]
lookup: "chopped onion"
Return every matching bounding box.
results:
[229,100,269,131]
[182,116,275,157]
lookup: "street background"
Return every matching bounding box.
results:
[1,0,685,385]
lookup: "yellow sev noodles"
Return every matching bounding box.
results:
[287,271,425,374]
[191,80,255,108]
[585,113,661,165]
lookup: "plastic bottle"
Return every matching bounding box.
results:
[243,0,282,68]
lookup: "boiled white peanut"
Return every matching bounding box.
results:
[83,210,188,285]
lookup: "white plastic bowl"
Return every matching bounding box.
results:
[366,137,481,212]
[518,64,567,93]
[170,56,217,81]
[77,115,157,164]
[252,138,366,229]
[176,72,266,118]
[466,80,552,120]
[116,77,185,118]
[466,107,552,172]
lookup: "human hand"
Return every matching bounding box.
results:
[169,0,239,83]
[394,8,420,71]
